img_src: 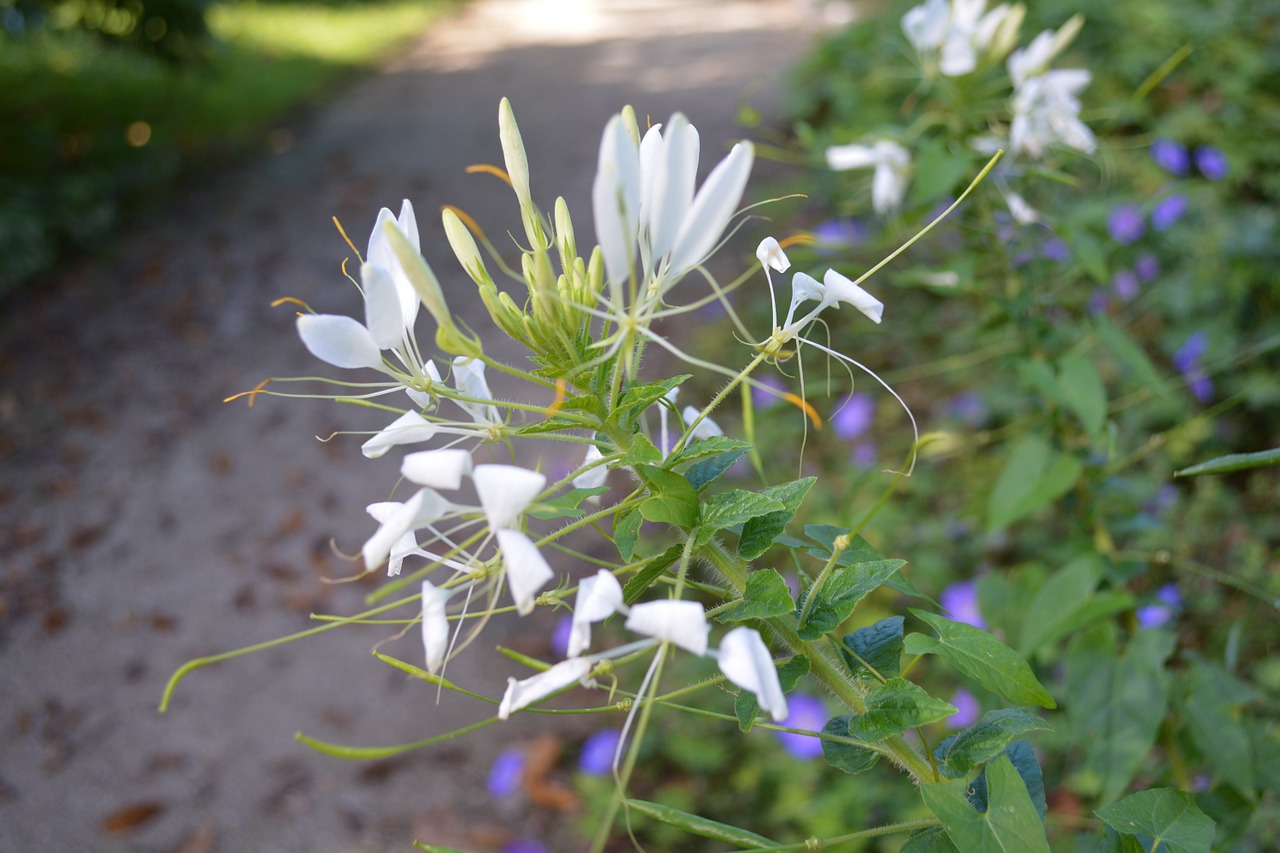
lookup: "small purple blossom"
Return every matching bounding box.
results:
[1150,139,1190,175]
[773,693,828,760]
[940,580,985,629]
[1151,194,1188,231]
[852,441,878,467]
[812,217,870,253]
[1137,584,1181,629]
[948,392,987,427]
[578,728,621,776]
[1134,252,1160,282]
[1041,238,1071,263]
[949,689,982,729]
[1173,332,1213,403]
[1194,145,1228,181]
[1112,269,1140,301]
[1107,203,1145,245]
[1088,289,1111,315]
[551,614,573,659]
[488,748,525,797]
[752,375,786,410]
[832,392,875,440]
[1153,483,1179,513]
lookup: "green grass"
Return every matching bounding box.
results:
[0,0,462,294]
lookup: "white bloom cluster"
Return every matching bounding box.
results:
[825,140,912,215]
[1008,21,1095,158]
[901,0,1021,77]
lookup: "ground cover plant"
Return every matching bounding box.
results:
[0,0,460,296]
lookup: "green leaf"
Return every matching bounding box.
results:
[967,741,1047,819]
[613,509,641,561]
[1066,624,1175,802]
[616,434,662,466]
[636,464,699,529]
[820,715,879,775]
[935,710,1052,776]
[615,375,691,427]
[738,477,816,560]
[717,569,795,623]
[1183,659,1258,798]
[528,486,609,520]
[804,525,887,563]
[1018,554,1135,655]
[904,610,1056,709]
[1175,447,1280,477]
[797,559,906,640]
[921,754,1051,853]
[1068,229,1108,284]
[624,798,775,847]
[685,447,748,491]
[986,434,1082,532]
[675,435,752,462]
[517,413,592,436]
[735,655,810,730]
[1096,789,1216,853]
[1058,353,1107,435]
[845,678,957,743]
[697,488,786,543]
[909,137,972,207]
[622,545,683,605]
[842,616,905,680]
[1094,315,1169,396]
[1095,827,1148,853]
[900,827,960,853]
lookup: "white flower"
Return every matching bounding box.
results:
[499,657,592,719]
[1005,190,1039,225]
[755,237,791,274]
[495,529,554,615]
[821,269,885,324]
[572,444,609,491]
[1010,69,1094,158]
[825,140,911,215]
[715,627,789,722]
[401,448,474,491]
[363,488,459,572]
[450,357,500,427]
[420,581,451,673]
[903,0,1018,77]
[473,464,546,530]
[624,600,710,656]
[296,313,384,371]
[567,570,625,657]
[902,0,948,53]
[365,199,422,333]
[361,411,439,459]
[681,406,723,440]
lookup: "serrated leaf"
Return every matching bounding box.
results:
[616,375,691,419]
[900,827,960,853]
[1096,789,1216,853]
[797,559,906,640]
[820,715,879,775]
[697,489,785,543]
[613,509,641,561]
[921,754,1050,853]
[935,710,1052,776]
[635,464,699,529]
[717,569,795,623]
[904,610,1056,709]
[967,741,1047,819]
[517,414,592,435]
[685,447,748,491]
[1066,624,1174,802]
[738,477,816,560]
[617,433,663,466]
[845,678,956,743]
[528,486,609,520]
[842,616,905,680]
[675,435,752,462]
[1058,353,1107,435]
[622,545,683,605]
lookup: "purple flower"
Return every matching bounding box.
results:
[948,689,982,729]
[1087,289,1111,315]
[773,693,828,760]
[488,748,525,797]
[1112,269,1140,301]
[812,217,869,253]
[1194,145,1228,181]
[1134,252,1160,282]
[832,392,875,440]
[1107,203,1145,245]
[1187,373,1213,403]
[1041,238,1071,263]
[551,614,573,659]
[1151,194,1188,231]
[940,580,985,629]
[752,374,786,410]
[578,728,621,776]
[948,392,987,427]
[1173,332,1208,373]
[1137,584,1181,629]
[852,441,878,467]
[1150,139,1190,175]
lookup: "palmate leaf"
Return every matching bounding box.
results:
[696,488,785,544]
[635,464,699,529]
[921,754,1050,853]
[904,610,1055,709]
[717,568,795,623]
[1096,789,1216,853]
[737,477,816,560]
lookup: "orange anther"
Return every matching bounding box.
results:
[548,378,568,413]
[270,297,309,309]
[225,377,272,408]
[465,164,513,186]
[778,233,816,250]
[782,392,823,429]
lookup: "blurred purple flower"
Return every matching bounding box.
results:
[1041,238,1071,263]
[948,392,987,427]
[505,841,549,853]
[852,441,878,467]
[773,693,828,760]
[949,689,982,729]
[832,392,875,440]
[1112,268,1140,301]
[1108,204,1145,244]
[1151,194,1188,231]
[488,748,525,797]
[940,580,985,629]
[1134,252,1160,282]
[812,217,870,253]
[1173,332,1212,403]
[1137,584,1181,629]
[1087,289,1110,314]
[1154,483,1179,513]
[1194,145,1228,181]
[578,728,621,776]
[752,374,786,410]
[1150,139,1190,175]
[551,614,573,658]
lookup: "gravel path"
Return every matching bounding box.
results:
[0,2,825,849]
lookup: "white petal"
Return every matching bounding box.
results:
[361,411,438,459]
[789,271,826,309]
[592,114,641,288]
[499,657,592,719]
[716,627,788,722]
[362,262,404,351]
[901,0,948,51]
[682,405,723,441]
[872,162,907,214]
[648,114,699,262]
[939,34,977,76]
[363,490,425,570]
[1006,191,1039,225]
[624,600,709,656]
[756,237,791,273]
[401,448,473,490]
[297,314,383,370]
[822,269,884,324]
[474,464,546,530]
[450,356,499,426]
[567,570,625,657]
[421,581,451,673]
[366,207,397,272]
[667,141,754,277]
[825,143,877,171]
[495,529,554,615]
[572,444,609,491]
[393,199,422,329]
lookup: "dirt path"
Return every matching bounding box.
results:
[0,2,827,849]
